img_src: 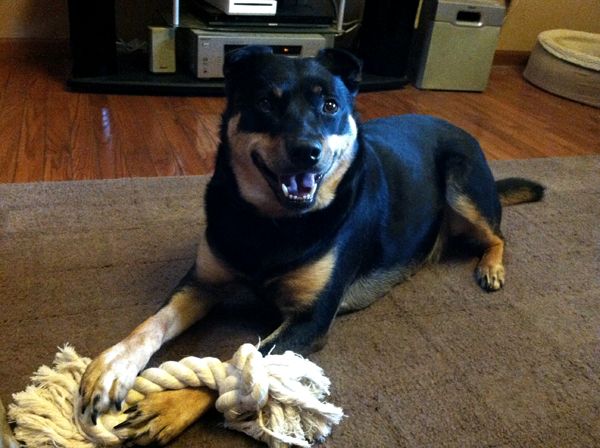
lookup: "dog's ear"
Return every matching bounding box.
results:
[316,48,362,95]
[223,45,274,81]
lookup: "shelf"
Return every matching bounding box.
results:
[67,53,225,96]
[67,52,408,96]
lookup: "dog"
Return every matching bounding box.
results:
[78,46,544,445]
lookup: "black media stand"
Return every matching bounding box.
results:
[66,1,409,96]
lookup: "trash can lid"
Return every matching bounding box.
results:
[435,0,505,27]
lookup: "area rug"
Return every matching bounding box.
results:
[1,156,599,447]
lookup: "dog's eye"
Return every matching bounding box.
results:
[257,98,273,112]
[323,98,339,114]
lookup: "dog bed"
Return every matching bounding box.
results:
[524,29,600,108]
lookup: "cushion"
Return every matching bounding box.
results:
[538,29,600,71]
[524,29,600,108]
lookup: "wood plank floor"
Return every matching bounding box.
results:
[0,55,598,183]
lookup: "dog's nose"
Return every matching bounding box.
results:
[290,142,322,169]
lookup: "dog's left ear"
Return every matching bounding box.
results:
[223,45,274,79]
[223,45,274,92]
[316,48,363,95]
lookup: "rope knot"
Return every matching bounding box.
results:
[8,344,344,448]
[216,344,269,419]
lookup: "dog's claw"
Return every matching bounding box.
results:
[114,419,131,430]
[124,405,138,415]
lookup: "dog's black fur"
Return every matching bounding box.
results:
[201,46,543,353]
[78,46,544,444]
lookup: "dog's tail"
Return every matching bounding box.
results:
[496,177,545,207]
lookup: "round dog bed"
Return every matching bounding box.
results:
[524,29,600,108]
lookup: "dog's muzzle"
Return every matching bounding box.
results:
[251,152,328,210]
[288,141,322,170]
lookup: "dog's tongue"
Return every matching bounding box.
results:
[299,172,316,190]
[281,173,316,196]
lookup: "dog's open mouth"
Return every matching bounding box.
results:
[252,152,325,208]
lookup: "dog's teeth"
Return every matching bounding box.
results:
[283,187,316,202]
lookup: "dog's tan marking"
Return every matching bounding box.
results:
[312,84,323,95]
[195,235,235,284]
[273,87,283,98]
[447,190,506,290]
[499,187,539,206]
[160,286,218,340]
[477,240,505,290]
[116,388,217,446]
[315,116,358,210]
[275,249,336,314]
[227,114,289,217]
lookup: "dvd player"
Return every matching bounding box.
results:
[187,29,330,78]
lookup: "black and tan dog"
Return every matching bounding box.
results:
[78,46,544,445]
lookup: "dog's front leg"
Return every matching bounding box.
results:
[1,398,18,448]
[260,249,341,355]
[80,235,235,422]
[79,276,218,421]
[259,310,337,356]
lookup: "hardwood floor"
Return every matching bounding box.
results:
[0,55,598,183]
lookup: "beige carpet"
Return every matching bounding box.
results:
[1,156,599,447]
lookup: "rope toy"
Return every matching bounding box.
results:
[7,344,343,447]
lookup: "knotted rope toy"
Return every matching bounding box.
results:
[7,344,343,447]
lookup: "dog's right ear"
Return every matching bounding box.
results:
[223,45,274,81]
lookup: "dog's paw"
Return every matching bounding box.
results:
[476,262,505,291]
[114,388,216,446]
[79,343,140,423]
[1,398,19,448]
[1,432,19,448]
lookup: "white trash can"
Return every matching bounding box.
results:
[412,0,505,91]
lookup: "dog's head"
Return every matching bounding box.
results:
[222,46,362,217]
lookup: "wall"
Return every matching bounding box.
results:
[498,0,600,51]
[0,0,69,39]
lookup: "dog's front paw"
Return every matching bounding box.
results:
[1,398,19,448]
[114,388,216,446]
[79,343,141,423]
[476,262,505,291]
